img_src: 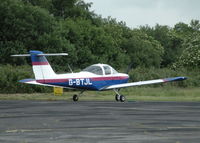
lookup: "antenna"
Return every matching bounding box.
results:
[68,64,73,73]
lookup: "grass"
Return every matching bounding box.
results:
[0,87,200,102]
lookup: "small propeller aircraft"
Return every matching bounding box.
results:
[12,50,187,102]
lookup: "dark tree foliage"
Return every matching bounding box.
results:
[140,24,184,67]
[0,0,169,69]
[121,29,164,69]
[0,0,199,93]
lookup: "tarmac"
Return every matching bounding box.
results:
[0,101,200,143]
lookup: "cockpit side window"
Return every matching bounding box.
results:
[82,66,103,75]
[103,66,111,75]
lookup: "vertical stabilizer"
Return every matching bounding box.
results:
[30,50,56,82]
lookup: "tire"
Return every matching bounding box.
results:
[73,94,79,102]
[115,94,120,101]
[120,95,126,102]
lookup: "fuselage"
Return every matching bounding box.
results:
[36,72,129,91]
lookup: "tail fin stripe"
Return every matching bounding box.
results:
[32,62,49,65]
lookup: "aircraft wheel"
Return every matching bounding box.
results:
[115,94,120,101]
[120,95,126,102]
[73,94,79,102]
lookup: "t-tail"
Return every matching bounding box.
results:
[11,50,68,83]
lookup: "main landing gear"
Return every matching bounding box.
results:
[73,94,79,101]
[114,89,126,102]
[72,90,84,102]
[72,89,126,102]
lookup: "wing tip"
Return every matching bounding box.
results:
[19,79,35,83]
[163,77,187,82]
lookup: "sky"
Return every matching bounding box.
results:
[84,0,200,28]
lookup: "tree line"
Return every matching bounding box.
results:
[0,0,199,93]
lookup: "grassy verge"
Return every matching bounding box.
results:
[0,87,200,102]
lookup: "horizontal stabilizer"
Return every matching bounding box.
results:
[20,79,75,89]
[19,79,65,88]
[11,53,68,57]
[37,53,68,56]
[11,54,31,57]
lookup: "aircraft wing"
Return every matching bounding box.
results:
[102,77,187,90]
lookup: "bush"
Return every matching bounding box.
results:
[128,67,199,88]
[0,65,51,93]
[0,65,199,93]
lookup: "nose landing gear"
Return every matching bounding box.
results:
[115,94,126,102]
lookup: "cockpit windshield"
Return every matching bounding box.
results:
[82,66,103,75]
[82,64,118,75]
[112,68,118,74]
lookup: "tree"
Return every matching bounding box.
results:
[121,30,164,69]
[140,24,184,67]
[51,0,92,19]
[0,0,56,64]
[174,33,200,68]
[174,22,193,37]
[190,20,200,31]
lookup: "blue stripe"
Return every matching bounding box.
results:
[44,78,129,91]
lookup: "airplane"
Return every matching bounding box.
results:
[12,50,187,102]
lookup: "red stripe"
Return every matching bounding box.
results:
[36,79,45,83]
[91,76,128,81]
[37,79,69,83]
[32,62,49,65]
[163,79,167,82]
[36,76,128,83]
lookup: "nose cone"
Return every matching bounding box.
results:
[122,73,129,80]
[125,73,129,83]
[125,73,129,78]
[118,73,129,83]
